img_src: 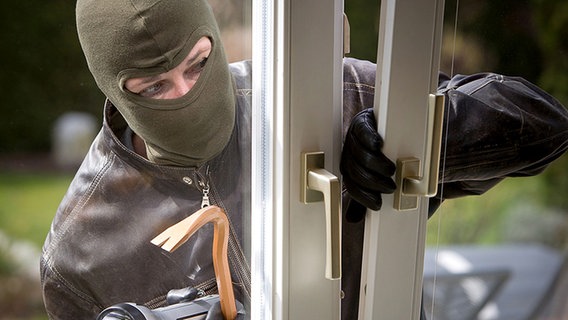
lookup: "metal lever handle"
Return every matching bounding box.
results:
[301,152,342,280]
[394,94,445,210]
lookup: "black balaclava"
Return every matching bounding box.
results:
[76,0,236,167]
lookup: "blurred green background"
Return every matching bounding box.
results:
[1,0,567,318]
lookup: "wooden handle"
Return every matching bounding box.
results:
[151,205,237,320]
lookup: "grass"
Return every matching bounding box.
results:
[0,170,71,320]
[0,171,72,247]
[426,173,566,247]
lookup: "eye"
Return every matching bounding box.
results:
[185,57,208,79]
[138,81,165,98]
[195,57,208,72]
[198,57,208,70]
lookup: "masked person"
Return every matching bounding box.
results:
[40,0,568,319]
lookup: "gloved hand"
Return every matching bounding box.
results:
[205,299,246,320]
[340,108,397,222]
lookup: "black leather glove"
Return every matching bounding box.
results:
[340,108,397,222]
[205,299,246,320]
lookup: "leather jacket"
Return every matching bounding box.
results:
[41,58,568,319]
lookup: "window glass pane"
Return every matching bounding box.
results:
[423,2,568,319]
[211,0,253,317]
[210,0,252,62]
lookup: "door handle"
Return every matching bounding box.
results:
[301,152,342,280]
[394,93,445,210]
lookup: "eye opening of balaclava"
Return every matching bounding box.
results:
[117,30,215,110]
[76,0,236,167]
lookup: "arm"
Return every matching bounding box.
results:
[341,59,568,218]
[41,256,102,319]
[430,72,568,214]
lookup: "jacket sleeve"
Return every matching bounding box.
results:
[429,72,568,213]
[41,256,102,320]
[342,58,568,214]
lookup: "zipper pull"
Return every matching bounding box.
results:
[199,180,210,208]
[183,170,211,208]
[201,185,210,208]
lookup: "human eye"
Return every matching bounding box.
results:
[198,56,208,70]
[186,57,208,78]
[138,82,165,98]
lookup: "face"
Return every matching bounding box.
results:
[124,37,212,100]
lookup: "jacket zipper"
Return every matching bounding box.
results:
[182,166,211,209]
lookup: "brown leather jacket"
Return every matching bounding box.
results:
[41,58,568,319]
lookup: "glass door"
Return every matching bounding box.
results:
[250,0,445,318]
[245,1,568,319]
[358,0,445,319]
[251,0,345,319]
